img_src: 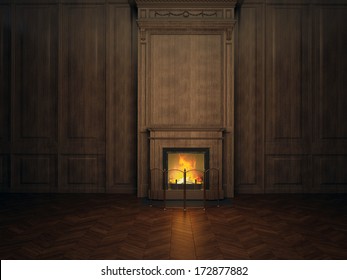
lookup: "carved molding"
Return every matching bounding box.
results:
[137,19,236,30]
[136,0,237,7]
[140,28,146,41]
[155,10,218,18]
[136,0,237,4]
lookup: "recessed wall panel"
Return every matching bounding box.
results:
[149,33,223,127]
[111,6,136,186]
[0,155,9,190]
[266,6,304,141]
[266,156,308,193]
[61,155,105,191]
[0,6,10,145]
[20,157,50,184]
[62,6,106,146]
[67,158,97,185]
[12,155,56,191]
[313,156,347,191]
[236,6,257,186]
[0,156,4,184]
[314,7,347,141]
[14,6,58,142]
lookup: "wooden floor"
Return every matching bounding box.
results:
[1,193,347,260]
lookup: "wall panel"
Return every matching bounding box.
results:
[107,5,136,192]
[313,156,347,192]
[13,5,58,153]
[266,155,308,193]
[61,5,106,154]
[12,155,56,192]
[61,155,105,192]
[0,6,11,152]
[149,33,224,127]
[235,4,264,193]
[313,6,347,153]
[0,155,9,190]
[265,5,309,154]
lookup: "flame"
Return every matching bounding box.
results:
[178,154,196,171]
[168,154,203,184]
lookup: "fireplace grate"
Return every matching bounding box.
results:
[148,167,221,211]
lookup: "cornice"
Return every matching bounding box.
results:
[135,0,237,8]
[137,18,236,29]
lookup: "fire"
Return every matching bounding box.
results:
[178,154,196,171]
[168,154,203,184]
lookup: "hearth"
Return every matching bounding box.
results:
[163,148,209,190]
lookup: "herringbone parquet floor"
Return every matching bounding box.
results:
[1,193,347,260]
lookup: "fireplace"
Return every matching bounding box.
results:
[136,0,236,199]
[163,148,209,190]
[147,128,224,200]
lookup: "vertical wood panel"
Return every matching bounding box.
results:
[235,3,265,194]
[237,7,257,185]
[14,6,58,146]
[0,6,11,148]
[265,5,309,155]
[313,7,347,145]
[149,33,223,127]
[62,5,106,153]
[111,6,136,189]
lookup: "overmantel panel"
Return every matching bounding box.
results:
[148,31,224,127]
[137,2,236,130]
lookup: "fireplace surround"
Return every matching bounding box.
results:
[136,0,237,199]
[149,128,223,200]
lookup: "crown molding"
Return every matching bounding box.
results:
[135,0,237,8]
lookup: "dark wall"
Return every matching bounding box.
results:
[1,0,347,194]
[235,0,347,193]
[0,0,137,193]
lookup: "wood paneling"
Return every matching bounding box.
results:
[61,155,105,192]
[313,6,347,152]
[265,5,309,154]
[0,155,9,189]
[67,157,97,184]
[0,6,10,150]
[2,1,135,193]
[149,33,223,127]
[313,156,347,192]
[108,6,136,191]
[13,5,58,151]
[12,155,56,192]
[0,157,2,184]
[235,4,264,193]
[61,5,106,154]
[2,0,347,194]
[266,156,308,193]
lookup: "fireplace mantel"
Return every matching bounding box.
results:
[136,0,236,198]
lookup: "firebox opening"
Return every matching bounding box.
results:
[163,148,209,190]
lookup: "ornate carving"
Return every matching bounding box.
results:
[154,10,218,18]
[226,26,233,41]
[136,0,237,4]
[140,28,146,41]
